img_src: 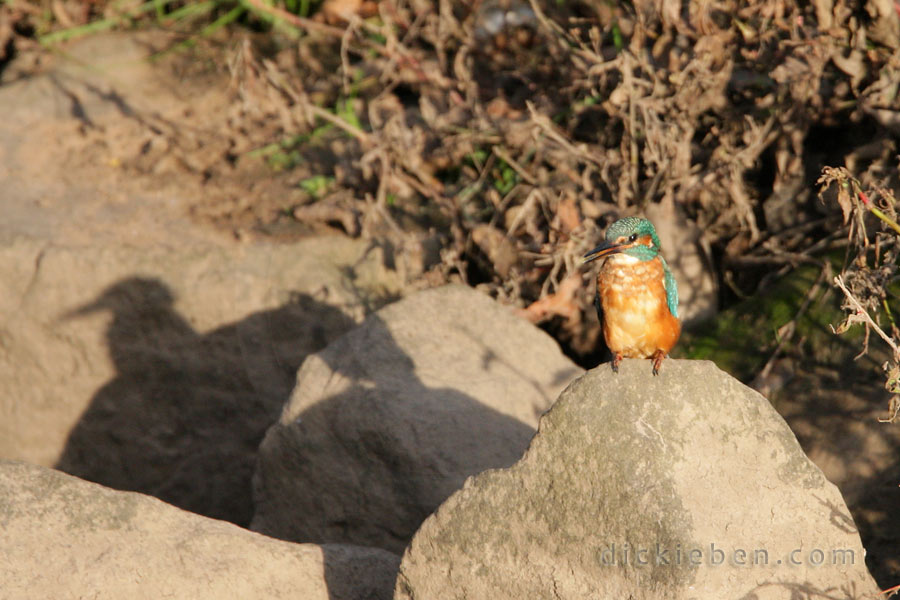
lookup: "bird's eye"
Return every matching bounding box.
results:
[628,233,638,242]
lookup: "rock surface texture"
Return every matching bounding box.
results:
[0,32,402,527]
[0,232,400,526]
[395,359,880,600]
[252,284,583,553]
[0,460,399,600]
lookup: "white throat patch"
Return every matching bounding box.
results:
[606,252,641,266]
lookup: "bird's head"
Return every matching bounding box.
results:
[583,217,661,264]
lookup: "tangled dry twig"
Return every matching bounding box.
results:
[821,166,900,421]
[24,0,899,364]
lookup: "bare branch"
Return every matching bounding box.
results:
[833,274,900,359]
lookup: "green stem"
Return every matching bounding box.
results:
[869,204,900,236]
[39,0,165,45]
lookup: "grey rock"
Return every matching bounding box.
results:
[0,234,401,526]
[395,359,880,600]
[252,284,583,553]
[0,460,399,600]
[0,32,404,526]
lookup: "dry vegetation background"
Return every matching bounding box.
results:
[3,0,900,406]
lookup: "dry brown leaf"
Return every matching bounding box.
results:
[471,224,518,279]
[293,195,360,236]
[554,193,581,235]
[836,183,853,224]
[319,0,377,24]
[516,273,582,324]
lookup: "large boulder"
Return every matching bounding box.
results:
[0,233,400,526]
[0,460,399,600]
[395,359,880,600]
[252,284,583,553]
[0,32,404,527]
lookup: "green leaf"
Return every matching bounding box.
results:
[299,175,335,196]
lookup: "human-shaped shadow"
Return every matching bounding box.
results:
[56,276,357,526]
[253,299,577,554]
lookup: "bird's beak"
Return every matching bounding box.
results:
[583,240,625,263]
[57,298,107,322]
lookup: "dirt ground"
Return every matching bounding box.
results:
[2,0,900,587]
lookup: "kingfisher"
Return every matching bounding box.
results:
[584,217,680,375]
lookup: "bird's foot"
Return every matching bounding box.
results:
[611,353,623,373]
[651,350,667,376]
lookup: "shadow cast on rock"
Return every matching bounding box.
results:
[252,308,545,554]
[55,276,357,526]
[320,544,401,600]
[740,578,874,600]
[776,369,900,588]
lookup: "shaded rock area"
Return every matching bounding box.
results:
[0,32,404,527]
[776,371,900,585]
[677,264,900,585]
[0,460,399,600]
[0,39,402,526]
[0,234,400,527]
[395,360,880,600]
[252,284,583,553]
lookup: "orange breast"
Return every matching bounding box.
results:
[598,257,681,359]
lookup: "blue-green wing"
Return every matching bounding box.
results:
[660,256,679,319]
